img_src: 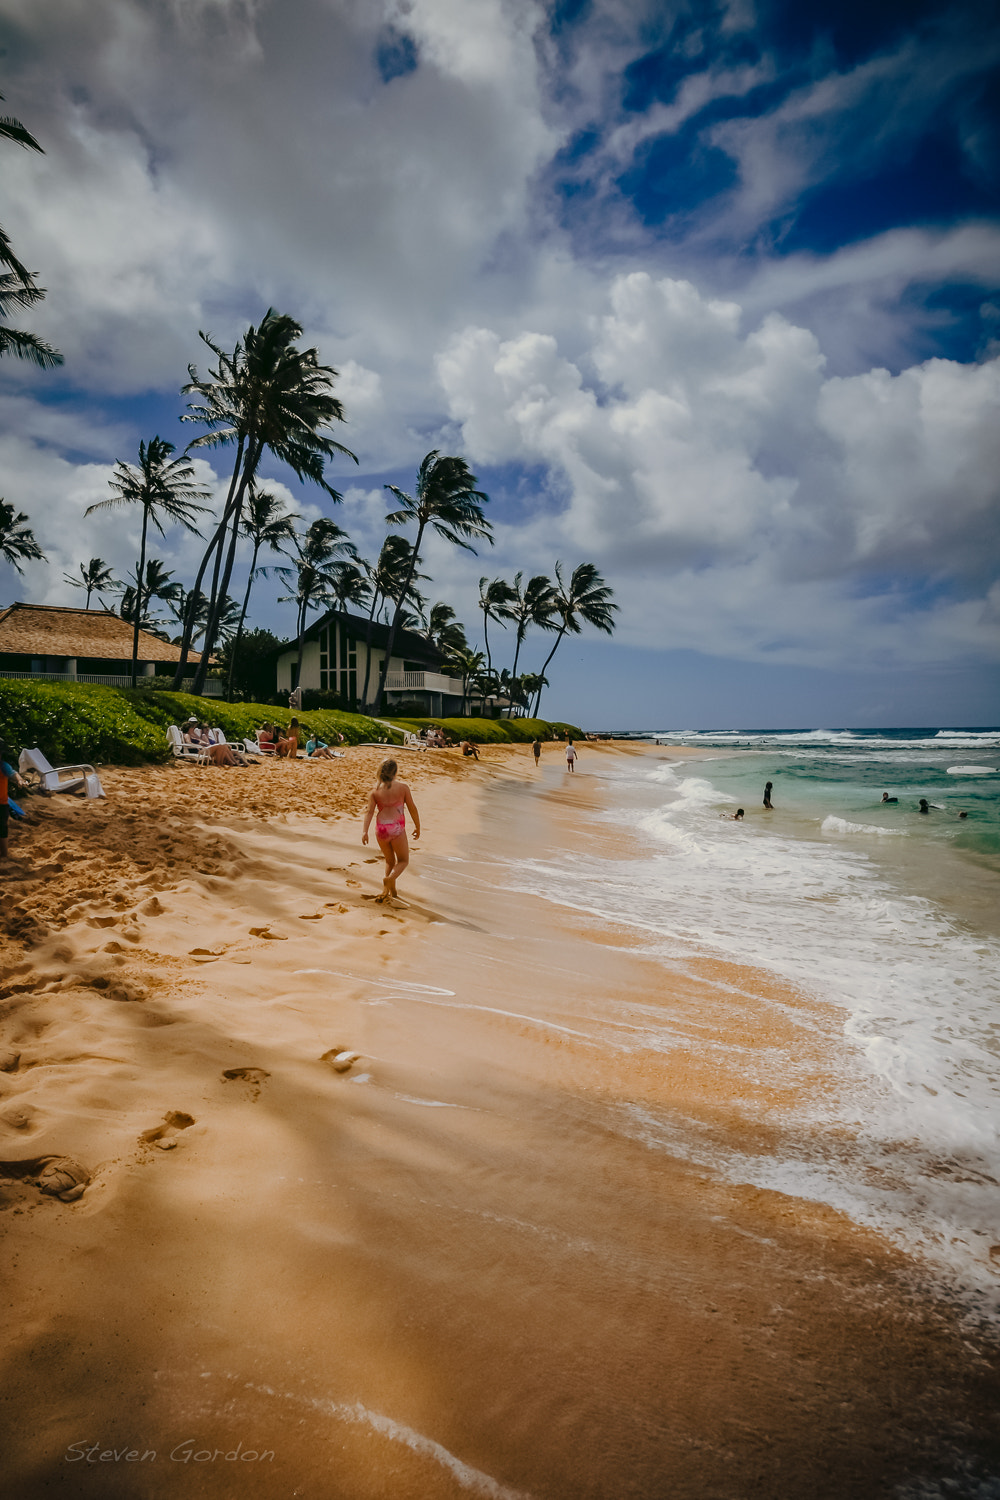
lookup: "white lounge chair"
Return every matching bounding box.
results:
[19,747,105,798]
[166,725,209,765]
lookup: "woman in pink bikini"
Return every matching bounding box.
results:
[362,759,420,903]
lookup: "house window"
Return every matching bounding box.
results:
[338,627,356,703]
[319,627,329,691]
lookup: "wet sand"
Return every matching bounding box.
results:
[1,742,998,1498]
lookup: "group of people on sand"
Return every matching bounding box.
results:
[183,715,346,766]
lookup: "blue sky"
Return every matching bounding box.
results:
[0,0,997,727]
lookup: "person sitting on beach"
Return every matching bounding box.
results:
[362,759,420,904]
[565,739,577,772]
[276,718,300,758]
[182,716,202,744]
[461,740,479,760]
[881,792,898,804]
[762,781,773,809]
[306,735,338,760]
[256,723,277,754]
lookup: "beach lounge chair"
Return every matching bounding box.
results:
[166,726,209,765]
[18,747,105,798]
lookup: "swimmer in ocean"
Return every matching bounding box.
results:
[881,792,898,803]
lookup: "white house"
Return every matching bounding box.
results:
[274,607,466,717]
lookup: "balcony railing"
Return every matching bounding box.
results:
[384,670,464,693]
[0,669,222,696]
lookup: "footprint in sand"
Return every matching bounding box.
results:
[0,1155,90,1203]
[248,927,288,940]
[298,913,323,921]
[139,1111,196,1150]
[222,1067,270,1100]
[320,1049,363,1074]
[189,947,227,963]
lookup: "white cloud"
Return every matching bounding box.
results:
[437,272,1000,666]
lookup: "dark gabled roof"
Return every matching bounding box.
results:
[0,602,201,663]
[275,608,447,669]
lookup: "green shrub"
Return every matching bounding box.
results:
[0,680,170,766]
[0,679,401,766]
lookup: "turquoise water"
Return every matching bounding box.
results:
[502,728,1000,1315]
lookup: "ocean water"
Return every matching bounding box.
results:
[504,728,1000,1318]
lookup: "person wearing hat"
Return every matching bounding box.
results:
[182,717,203,747]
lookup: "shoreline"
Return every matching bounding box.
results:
[1,743,998,1497]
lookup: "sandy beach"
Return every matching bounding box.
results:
[1,741,998,1499]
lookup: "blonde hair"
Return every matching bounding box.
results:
[379,759,398,784]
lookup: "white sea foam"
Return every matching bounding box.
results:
[500,759,1000,1305]
[946,766,998,775]
[231,1378,532,1498]
[820,815,907,836]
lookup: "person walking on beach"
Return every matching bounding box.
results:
[762,781,773,809]
[363,759,420,903]
[565,739,577,773]
[531,738,541,767]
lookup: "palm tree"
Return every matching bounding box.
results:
[226,488,299,699]
[276,518,359,690]
[0,499,46,573]
[449,646,485,717]
[478,575,517,675]
[175,309,357,694]
[358,534,426,709]
[507,572,558,687]
[520,672,548,716]
[531,562,618,717]
[120,559,183,641]
[424,602,469,659]
[0,97,62,369]
[373,451,492,714]
[86,437,208,687]
[63,557,120,608]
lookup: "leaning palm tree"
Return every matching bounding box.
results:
[424,601,470,659]
[275,518,359,690]
[63,557,120,608]
[0,498,46,573]
[532,562,618,718]
[175,309,357,694]
[0,97,62,368]
[478,575,517,675]
[507,571,558,687]
[373,451,492,714]
[225,488,299,699]
[358,534,426,709]
[86,437,209,687]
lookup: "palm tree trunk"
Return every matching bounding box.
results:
[171,436,245,688]
[193,439,261,694]
[226,538,262,701]
[508,625,528,717]
[482,607,492,674]
[130,506,150,689]
[85,584,93,609]
[294,596,308,690]
[373,522,425,715]
[359,590,382,709]
[533,626,566,718]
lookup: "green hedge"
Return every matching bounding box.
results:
[0,680,400,767]
[0,680,170,766]
[388,715,584,745]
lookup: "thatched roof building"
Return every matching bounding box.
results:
[0,602,200,680]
